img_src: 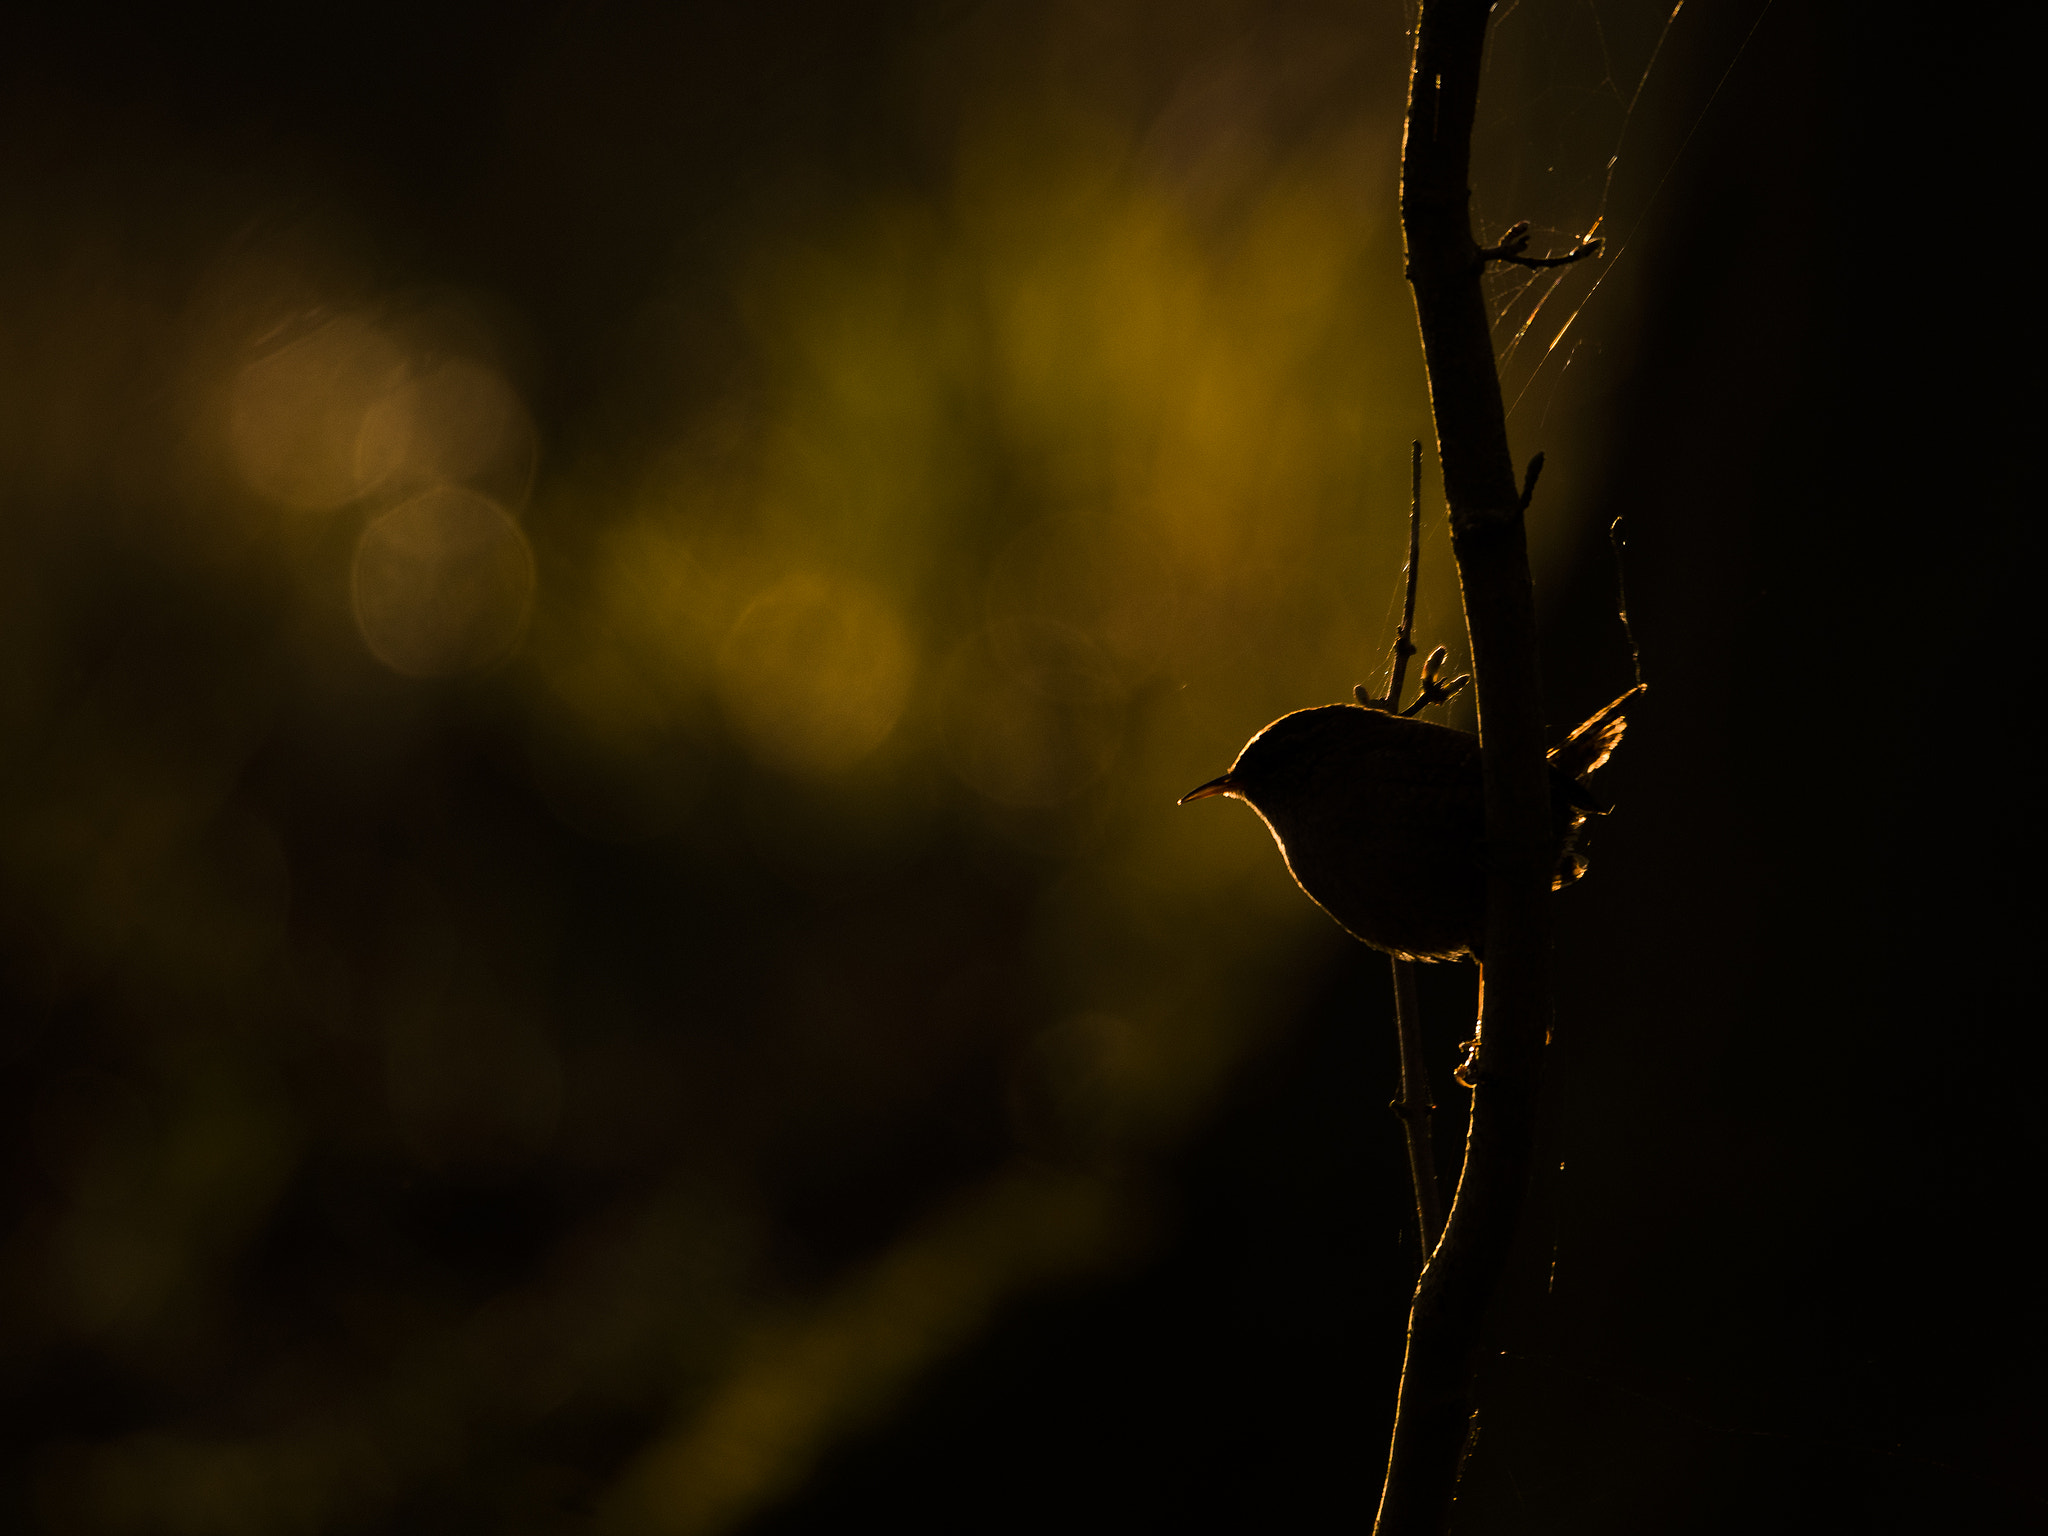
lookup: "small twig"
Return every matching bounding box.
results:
[1519,452,1545,511]
[1357,441,1426,713]
[1480,219,1604,271]
[1354,443,1448,1266]
[1391,959,1443,1260]
[1398,646,1472,716]
[1368,440,1447,1267]
[1356,447,1468,722]
[1390,441,1424,706]
[1609,516,1646,693]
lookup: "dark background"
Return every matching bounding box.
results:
[1,2,2035,1532]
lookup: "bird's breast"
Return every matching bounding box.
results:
[1251,764,1486,961]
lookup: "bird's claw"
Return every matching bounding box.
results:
[1453,1036,1483,1087]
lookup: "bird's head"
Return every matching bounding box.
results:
[1179,704,1382,812]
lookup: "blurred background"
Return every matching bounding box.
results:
[0,1,2032,1531]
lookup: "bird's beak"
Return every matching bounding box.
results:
[1178,774,1239,805]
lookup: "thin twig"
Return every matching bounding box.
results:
[1374,440,1444,1266]
[1389,440,1424,708]
[1398,646,1473,717]
[1390,959,1443,1259]
[1480,219,1604,270]
[1609,516,1646,693]
[1357,441,1427,714]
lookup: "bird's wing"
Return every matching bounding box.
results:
[1548,685,1641,784]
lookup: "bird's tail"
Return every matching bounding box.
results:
[1547,684,1643,889]
[1547,684,1642,808]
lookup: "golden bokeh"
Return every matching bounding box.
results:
[714,572,916,777]
[351,486,537,676]
[227,315,408,511]
[939,622,1125,807]
[355,356,538,511]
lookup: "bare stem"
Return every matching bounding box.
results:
[1609,516,1646,693]
[1390,958,1443,1260]
[1479,219,1604,270]
[1359,442,1427,715]
[1375,1,1559,1531]
[1387,440,1424,709]
[1380,440,1443,1269]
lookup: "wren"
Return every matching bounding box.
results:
[1181,693,1631,961]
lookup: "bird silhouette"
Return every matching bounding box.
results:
[1181,690,1634,961]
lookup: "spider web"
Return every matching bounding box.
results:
[1431,0,1781,428]
[1371,0,1774,701]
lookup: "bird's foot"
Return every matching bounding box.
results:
[1453,1036,1483,1087]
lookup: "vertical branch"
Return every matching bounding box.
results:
[1376,1,1560,1531]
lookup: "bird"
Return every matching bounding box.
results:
[1180,690,1634,961]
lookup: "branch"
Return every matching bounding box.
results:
[1353,442,1445,1266]
[1376,0,1559,1530]
[1609,516,1647,693]
[1357,441,1427,713]
[1390,440,1424,707]
[1480,219,1604,271]
[1398,646,1471,717]
[1390,959,1443,1260]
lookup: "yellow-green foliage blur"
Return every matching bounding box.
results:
[0,1,1654,1529]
